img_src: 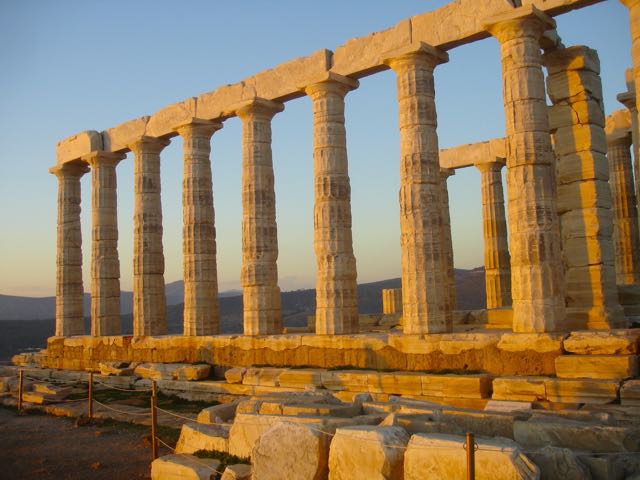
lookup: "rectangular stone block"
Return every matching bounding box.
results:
[547,70,604,103]
[563,330,639,355]
[555,355,638,380]
[321,370,371,392]
[543,378,619,404]
[556,151,609,185]
[368,372,424,396]
[145,98,197,138]
[492,376,548,402]
[102,116,150,153]
[421,374,492,399]
[57,131,103,164]
[242,367,288,387]
[620,379,640,406]
[277,369,325,389]
[554,124,608,156]
[557,179,611,214]
[560,208,614,240]
[548,99,605,131]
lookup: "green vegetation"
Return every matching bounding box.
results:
[193,449,250,478]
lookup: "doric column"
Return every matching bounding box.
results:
[304,73,359,335]
[174,120,222,336]
[382,288,403,315]
[236,99,284,336]
[620,0,640,133]
[545,46,625,330]
[618,82,640,209]
[84,151,126,336]
[440,168,456,325]
[476,161,512,310]
[607,131,640,285]
[484,7,566,332]
[129,136,170,336]
[50,162,89,336]
[383,42,450,334]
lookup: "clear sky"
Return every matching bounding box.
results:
[0,0,632,297]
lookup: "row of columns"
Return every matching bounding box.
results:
[52,5,637,338]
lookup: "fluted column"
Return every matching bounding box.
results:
[620,0,640,136]
[84,151,126,336]
[50,162,89,336]
[383,43,450,334]
[484,7,566,332]
[382,288,403,315]
[477,161,512,310]
[608,133,640,285]
[304,73,359,335]
[618,86,640,212]
[236,99,284,336]
[175,120,222,336]
[129,136,170,336]
[440,168,456,326]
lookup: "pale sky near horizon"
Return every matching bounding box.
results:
[0,0,632,297]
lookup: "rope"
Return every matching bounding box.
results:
[93,379,152,392]
[155,406,198,423]
[93,399,151,417]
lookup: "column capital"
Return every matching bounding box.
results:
[618,91,638,112]
[381,42,448,71]
[234,97,285,121]
[483,5,555,43]
[301,72,359,98]
[608,131,633,148]
[49,161,90,178]
[476,158,506,173]
[543,45,600,75]
[81,150,126,168]
[173,118,223,139]
[127,135,171,155]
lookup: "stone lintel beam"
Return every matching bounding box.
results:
[56,131,103,165]
[439,138,506,170]
[380,41,449,66]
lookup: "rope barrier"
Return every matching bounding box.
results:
[93,399,152,417]
[155,406,198,423]
[93,379,152,392]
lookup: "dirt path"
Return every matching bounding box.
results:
[0,407,157,479]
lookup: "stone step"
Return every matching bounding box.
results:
[563,329,640,355]
[544,378,620,404]
[555,354,638,380]
[492,376,549,402]
[175,422,230,454]
[151,454,221,480]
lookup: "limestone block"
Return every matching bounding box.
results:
[99,362,133,376]
[492,377,548,402]
[404,433,539,480]
[134,363,211,381]
[242,368,287,387]
[421,374,492,399]
[196,83,254,120]
[555,355,638,380]
[220,464,251,480]
[439,409,522,439]
[321,370,371,392]
[0,376,15,392]
[438,333,502,354]
[282,403,360,418]
[56,130,103,164]
[175,422,230,454]
[224,367,246,384]
[102,116,149,153]
[544,378,619,404]
[563,330,639,355]
[548,99,605,131]
[547,70,604,104]
[277,369,325,389]
[621,379,640,406]
[369,372,424,396]
[498,333,565,354]
[21,391,62,405]
[251,421,331,480]
[557,180,612,213]
[174,364,211,381]
[32,383,72,396]
[328,426,409,480]
[527,446,591,480]
[150,454,220,480]
[146,98,196,138]
[484,400,533,413]
[514,419,640,452]
[197,400,241,424]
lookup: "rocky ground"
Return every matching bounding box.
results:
[0,407,157,479]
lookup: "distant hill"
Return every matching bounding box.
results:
[0,268,486,361]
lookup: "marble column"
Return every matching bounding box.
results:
[383,43,450,334]
[236,99,284,336]
[440,168,456,327]
[50,162,89,336]
[84,151,126,336]
[608,132,640,285]
[129,136,170,336]
[545,45,625,330]
[175,120,222,336]
[620,0,640,135]
[484,8,566,332]
[304,73,359,335]
[477,161,512,310]
[382,288,403,315]
[617,82,640,213]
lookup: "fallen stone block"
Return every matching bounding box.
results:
[150,453,220,480]
[224,367,246,384]
[32,383,72,396]
[563,330,640,355]
[484,400,533,413]
[99,361,134,376]
[492,376,548,402]
[544,378,619,404]
[220,464,251,480]
[242,368,287,387]
[21,391,65,405]
[175,364,211,381]
[175,422,230,454]
[197,400,241,424]
[252,421,331,480]
[621,379,640,406]
[277,369,325,389]
[134,363,211,381]
[527,446,591,480]
[328,426,409,480]
[555,355,638,380]
[438,409,524,439]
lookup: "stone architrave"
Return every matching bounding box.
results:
[175,120,223,336]
[382,42,450,334]
[477,160,512,310]
[545,46,625,330]
[304,73,360,335]
[607,129,640,285]
[84,151,126,336]
[484,7,566,332]
[236,99,284,336]
[440,168,456,327]
[129,136,170,336]
[50,161,90,336]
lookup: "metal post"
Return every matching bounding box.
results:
[151,380,158,460]
[17,370,24,412]
[88,371,94,420]
[466,432,475,480]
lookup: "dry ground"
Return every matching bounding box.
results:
[0,407,158,480]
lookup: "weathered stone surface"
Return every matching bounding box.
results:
[56,131,103,164]
[527,446,591,480]
[492,377,548,402]
[328,426,409,480]
[498,333,565,353]
[150,454,220,480]
[197,400,241,424]
[544,378,619,404]
[278,369,324,388]
[224,368,246,384]
[175,422,229,454]
[242,367,286,387]
[563,330,640,355]
[421,374,492,399]
[134,363,210,381]
[220,464,251,480]
[32,383,71,396]
[484,400,533,412]
[99,362,133,376]
[404,433,539,480]
[252,421,330,480]
[621,379,640,406]
[174,364,211,381]
[555,355,638,380]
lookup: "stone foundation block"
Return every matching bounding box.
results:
[242,368,287,387]
[321,370,370,391]
[404,433,539,480]
[150,453,220,480]
[175,423,230,454]
[369,372,424,395]
[328,426,409,480]
[197,400,241,424]
[224,368,246,384]
[621,379,640,406]
[555,355,638,380]
[421,374,492,399]
[544,378,619,404]
[278,369,324,388]
[498,333,565,354]
[492,376,548,402]
[563,330,640,355]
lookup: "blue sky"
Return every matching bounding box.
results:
[0,0,632,297]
